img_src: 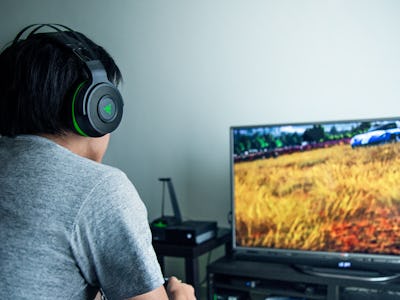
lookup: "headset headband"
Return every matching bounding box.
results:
[11,23,124,137]
[13,23,97,62]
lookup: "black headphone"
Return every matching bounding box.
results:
[13,23,124,137]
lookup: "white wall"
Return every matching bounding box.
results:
[2,0,400,227]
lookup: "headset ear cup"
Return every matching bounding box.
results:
[87,82,123,136]
[71,80,123,137]
[71,81,91,136]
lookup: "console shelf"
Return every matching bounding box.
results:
[207,257,400,300]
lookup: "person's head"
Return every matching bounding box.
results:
[0,24,123,138]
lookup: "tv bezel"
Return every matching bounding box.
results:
[230,116,400,276]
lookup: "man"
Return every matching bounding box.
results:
[0,24,195,300]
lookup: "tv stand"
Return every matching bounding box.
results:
[295,264,400,283]
[207,257,400,300]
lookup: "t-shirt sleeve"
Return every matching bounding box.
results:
[69,169,164,300]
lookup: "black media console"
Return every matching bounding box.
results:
[207,257,400,300]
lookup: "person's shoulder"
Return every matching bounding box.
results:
[75,162,143,228]
[59,145,127,180]
[80,160,134,195]
[85,158,124,176]
[94,162,130,185]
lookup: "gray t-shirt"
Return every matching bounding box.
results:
[0,135,164,299]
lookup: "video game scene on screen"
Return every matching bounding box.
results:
[231,117,400,271]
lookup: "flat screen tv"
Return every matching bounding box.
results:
[230,117,400,279]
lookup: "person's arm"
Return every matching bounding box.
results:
[93,277,195,300]
[165,277,196,300]
[93,287,167,300]
[82,173,195,300]
[129,277,196,300]
[126,285,168,300]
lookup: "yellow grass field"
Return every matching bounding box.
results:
[234,143,400,254]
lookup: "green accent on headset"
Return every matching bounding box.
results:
[103,103,112,115]
[71,81,89,137]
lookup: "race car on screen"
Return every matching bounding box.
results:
[350,122,400,147]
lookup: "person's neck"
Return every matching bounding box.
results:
[40,132,104,163]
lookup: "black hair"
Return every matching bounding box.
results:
[0,27,123,137]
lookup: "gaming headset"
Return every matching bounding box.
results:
[12,23,124,137]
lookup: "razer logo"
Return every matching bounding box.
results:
[103,103,113,115]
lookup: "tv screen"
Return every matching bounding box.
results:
[231,117,400,275]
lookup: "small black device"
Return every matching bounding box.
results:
[164,220,217,245]
[12,23,124,137]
